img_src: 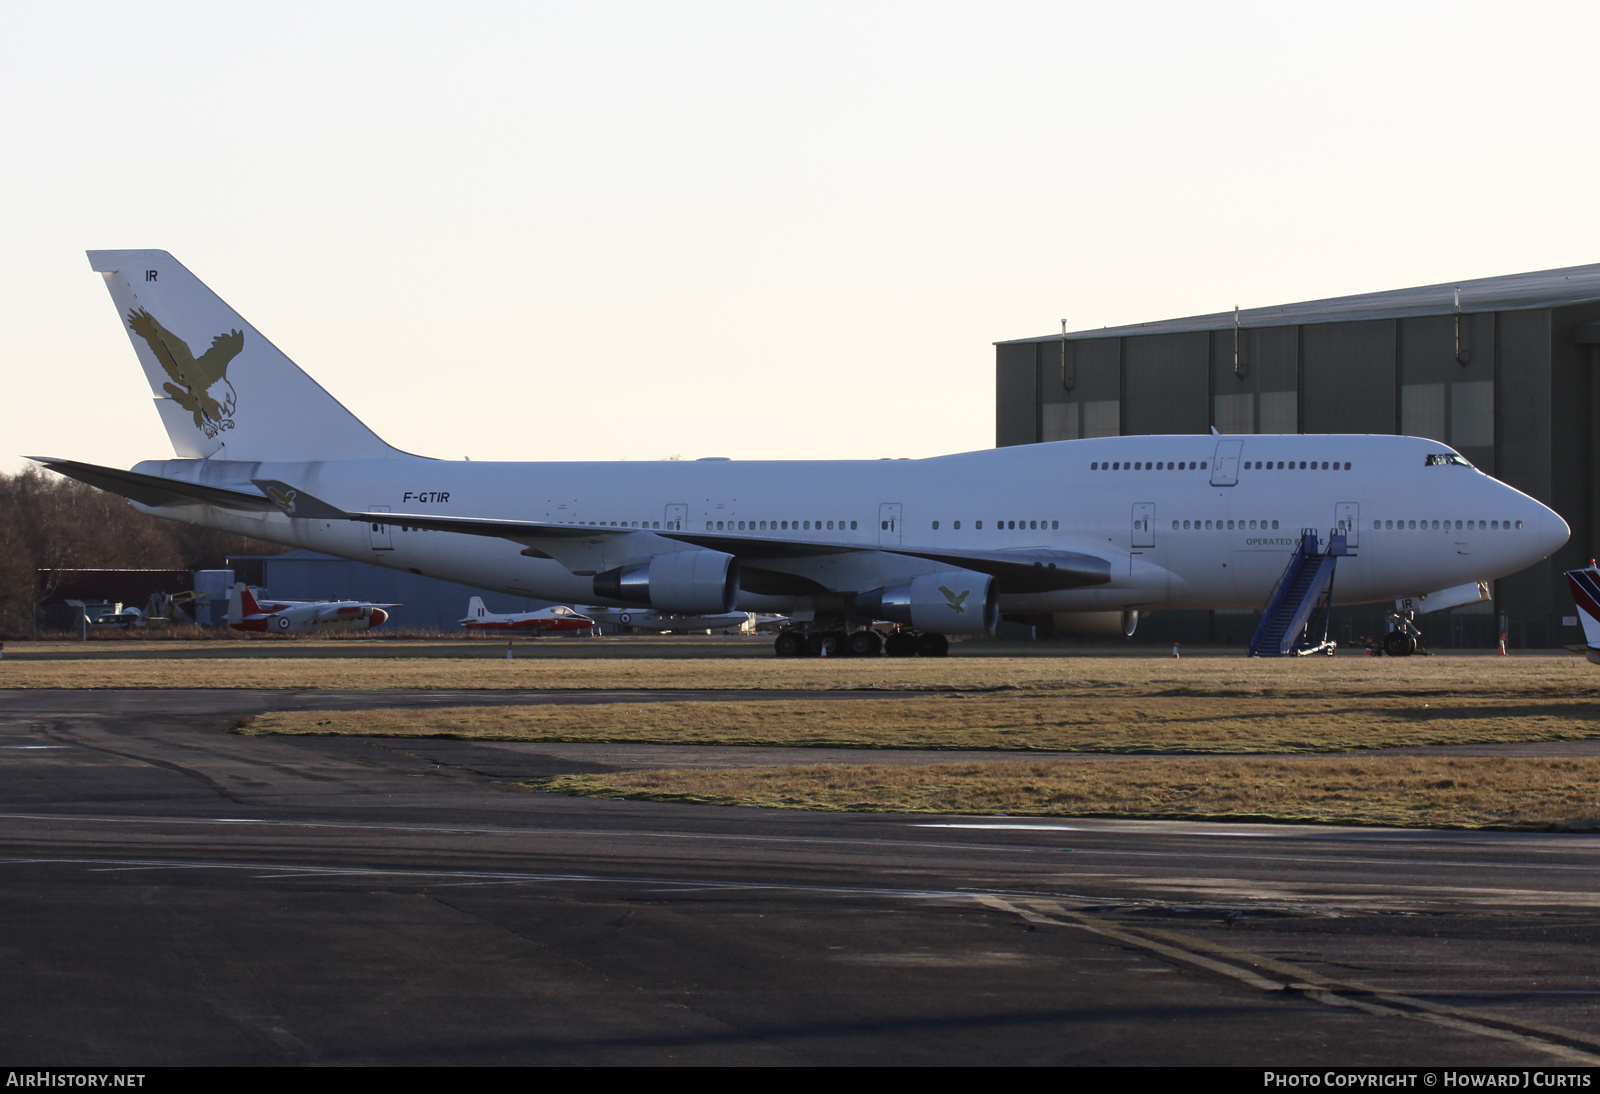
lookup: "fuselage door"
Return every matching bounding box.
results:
[665,503,688,531]
[1132,502,1155,548]
[1335,502,1359,548]
[368,506,393,551]
[879,502,903,546]
[1210,440,1244,486]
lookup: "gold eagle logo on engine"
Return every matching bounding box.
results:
[127,308,243,438]
[264,486,298,514]
[938,585,970,614]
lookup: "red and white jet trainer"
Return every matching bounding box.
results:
[459,597,594,634]
[228,582,397,634]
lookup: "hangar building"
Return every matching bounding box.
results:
[995,263,1600,648]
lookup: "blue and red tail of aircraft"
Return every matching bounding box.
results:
[1563,563,1600,665]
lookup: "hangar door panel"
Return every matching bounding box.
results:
[1302,320,1397,434]
[1123,333,1209,434]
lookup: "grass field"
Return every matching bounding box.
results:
[7,648,1597,695]
[20,647,1599,829]
[250,689,1600,754]
[529,755,1600,830]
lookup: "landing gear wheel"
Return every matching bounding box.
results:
[883,631,917,658]
[916,632,950,657]
[774,631,808,658]
[1382,630,1417,657]
[847,630,883,657]
[810,630,848,657]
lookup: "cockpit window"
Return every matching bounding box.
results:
[1425,453,1474,468]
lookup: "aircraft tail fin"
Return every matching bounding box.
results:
[231,581,262,623]
[467,596,488,619]
[1564,566,1600,651]
[86,250,406,462]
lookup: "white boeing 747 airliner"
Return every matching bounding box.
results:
[33,250,1570,657]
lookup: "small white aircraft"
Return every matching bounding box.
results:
[579,605,752,634]
[460,597,594,634]
[1564,565,1600,665]
[33,250,1573,659]
[227,582,397,635]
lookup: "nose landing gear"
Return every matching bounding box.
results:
[1369,610,1427,657]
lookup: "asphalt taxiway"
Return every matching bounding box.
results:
[4,688,1600,1065]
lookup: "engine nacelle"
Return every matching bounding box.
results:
[593,550,739,614]
[1050,610,1139,637]
[856,570,998,635]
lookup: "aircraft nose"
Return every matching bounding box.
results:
[1536,502,1574,559]
[1529,497,1570,560]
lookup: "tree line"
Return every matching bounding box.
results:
[0,467,290,637]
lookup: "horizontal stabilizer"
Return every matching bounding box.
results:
[32,457,276,511]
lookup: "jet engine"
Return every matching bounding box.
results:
[855,570,998,636]
[593,550,739,614]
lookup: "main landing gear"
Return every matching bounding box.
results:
[773,627,948,658]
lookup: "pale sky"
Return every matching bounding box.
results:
[4,1,1598,474]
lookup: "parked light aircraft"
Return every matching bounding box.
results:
[460,597,594,634]
[32,250,1572,657]
[226,582,396,634]
[1564,565,1600,665]
[579,605,754,634]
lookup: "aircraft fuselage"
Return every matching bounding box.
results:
[131,433,1567,619]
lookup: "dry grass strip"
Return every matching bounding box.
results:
[248,689,1600,754]
[530,756,1600,830]
[8,652,1599,696]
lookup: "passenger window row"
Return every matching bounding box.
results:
[1172,519,1281,530]
[1088,460,1355,472]
[706,519,859,532]
[929,520,1061,531]
[1375,519,1523,530]
[560,521,663,528]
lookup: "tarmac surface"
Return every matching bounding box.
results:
[5,688,1600,1065]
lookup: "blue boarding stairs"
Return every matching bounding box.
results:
[1248,528,1351,657]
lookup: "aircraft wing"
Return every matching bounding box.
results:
[253,480,1112,592]
[34,457,278,511]
[655,531,1109,591]
[252,480,608,544]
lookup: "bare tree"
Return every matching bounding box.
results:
[0,466,293,637]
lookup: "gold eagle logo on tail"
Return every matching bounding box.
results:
[127,308,243,438]
[938,585,971,614]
